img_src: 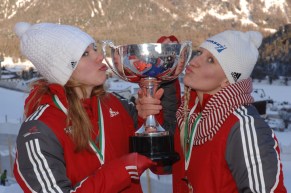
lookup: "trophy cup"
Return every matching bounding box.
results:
[102,40,192,165]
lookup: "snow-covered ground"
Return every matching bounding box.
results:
[0,80,291,192]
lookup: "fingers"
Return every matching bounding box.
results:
[136,88,164,119]
[136,96,162,119]
[136,102,162,119]
[136,88,163,106]
[137,88,164,99]
[137,89,143,98]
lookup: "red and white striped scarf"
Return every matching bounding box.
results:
[183,78,254,145]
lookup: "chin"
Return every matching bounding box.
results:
[96,75,106,82]
[184,79,198,90]
[183,76,191,86]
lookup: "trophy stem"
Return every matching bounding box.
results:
[139,77,159,97]
[137,77,167,134]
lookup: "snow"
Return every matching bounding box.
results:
[1,57,34,70]
[262,0,287,12]
[0,183,22,193]
[253,83,291,103]
[0,88,27,123]
[0,80,291,192]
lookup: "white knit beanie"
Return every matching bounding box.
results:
[200,30,262,84]
[14,22,95,85]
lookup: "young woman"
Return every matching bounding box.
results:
[177,30,287,193]
[12,22,175,193]
[138,30,287,192]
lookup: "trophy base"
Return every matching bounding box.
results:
[129,133,180,165]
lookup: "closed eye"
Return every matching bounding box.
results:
[82,51,89,57]
[196,50,202,56]
[93,43,97,52]
[207,57,214,63]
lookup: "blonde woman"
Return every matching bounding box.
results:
[137,30,287,193]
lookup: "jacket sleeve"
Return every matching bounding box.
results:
[14,120,131,193]
[225,106,287,193]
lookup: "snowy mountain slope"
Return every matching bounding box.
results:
[1,0,291,58]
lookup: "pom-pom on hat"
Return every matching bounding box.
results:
[14,22,95,85]
[157,35,179,43]
[200,30,262,84]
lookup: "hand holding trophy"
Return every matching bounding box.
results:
[102,41,192,165]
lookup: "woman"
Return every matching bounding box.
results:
[177,30,287,193]
[13,22,158,193]
[138,30,287,192]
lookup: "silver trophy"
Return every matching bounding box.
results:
[103,41,192,165]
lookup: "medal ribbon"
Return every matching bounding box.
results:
[184,98,201,171]
[89,99,105,164]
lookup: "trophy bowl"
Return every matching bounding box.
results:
[102,41,192,165]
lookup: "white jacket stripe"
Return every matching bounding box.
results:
[26,140,49,193]
[34,138,63,193]
[235,107,266,193]
[235,109,255,192]
[26,139,62,193]
[26,104,49,122]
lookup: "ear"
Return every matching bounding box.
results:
[221,78,230,88]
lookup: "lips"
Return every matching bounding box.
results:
[185,66,193,74]
[99,65,108,71]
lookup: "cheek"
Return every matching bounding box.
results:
[72,63,97,80]
[79,67,93,79]
[200,66,216,78]
[200,65,227,85]
[183,67,223,90]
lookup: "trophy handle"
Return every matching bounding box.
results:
[159,41,192,82]
[102,40,128,81]
[180,40,193,67]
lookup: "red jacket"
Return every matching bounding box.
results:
[174,86,286,193]
[14,84,143,193]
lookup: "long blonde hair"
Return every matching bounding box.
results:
[179,85,191,152]
[25,79,106,151]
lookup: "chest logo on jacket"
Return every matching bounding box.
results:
[109,108,119,117]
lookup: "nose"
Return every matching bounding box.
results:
[96,52,104,62]
[188,57,200,67]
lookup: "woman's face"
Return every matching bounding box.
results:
[184,47,228,95]
[71,43,108,87]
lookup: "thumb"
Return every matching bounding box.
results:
[154,88,164,100]
[137,89,143,98]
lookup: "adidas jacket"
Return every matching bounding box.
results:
[13,84,160,193]
[173,91,287,193]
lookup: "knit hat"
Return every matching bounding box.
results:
[200,30,262,84]
[157,35,179,43]
[14,22,95,85]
